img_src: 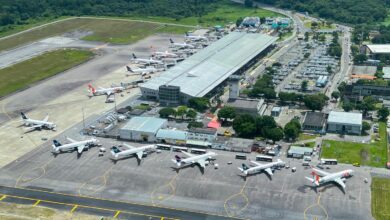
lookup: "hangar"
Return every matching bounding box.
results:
[140,32,277,105]
[119,117,167,142]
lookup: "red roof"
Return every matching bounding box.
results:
[207,118,221,129]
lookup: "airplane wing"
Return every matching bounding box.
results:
[77,145,85,154]
[123,143,135,149]
[264,168,273,176]
[196,158,206,168]
[106,91,112,96]
[25,124,43,131]
[334,178,346,188]
[313,168,330,177]
[181,151,195,158]
[98,87,105,90]
[135,151,143,160]
[43,115,49,122]
[250,160,262,166]
[67,137,77,143]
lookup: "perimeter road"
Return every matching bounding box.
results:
[0,185,241,220]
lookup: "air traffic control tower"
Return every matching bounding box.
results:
[228,75,241,100]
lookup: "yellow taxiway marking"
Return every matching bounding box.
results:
[70,205,78,213]
[223,179,250,217]
[0,195,6,201]
[114,211,121,218]
[33,200,40,207]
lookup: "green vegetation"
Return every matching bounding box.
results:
[218,106,236,123]
[304,142,316,148]
[233,114,283,142]
[135,104,152,111]
[371,177,390,220]
[298,133,318,141]
[0,49,93,97]
[304,21,335,30]
[284,118,301,141]
[321,122,388,167]
[0,18,191,52]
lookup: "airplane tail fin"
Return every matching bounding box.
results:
[132,53,137,59]
[88,84,96,94]
[21,112,28,120]
[240,163,249,172]
[110,146,121,157]
[305,176,315,184]
[310,170,320,186]
[52,140,61,152]
[170,38,174,44]
[172,155,182,166]
[185,32,189,37]
[126,66,133,72]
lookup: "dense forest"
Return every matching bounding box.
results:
[255,0,388,24]
[0,0,218,27]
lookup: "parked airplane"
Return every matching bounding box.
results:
[305,168,354,189]
[238,159,285,176]
[131,53,163,65]
[169,39,195,49]
[153,51,178,58]
[52,137,99,155]
[172,151,217,168]
[185,32,208,41]
[88,84,124,96]
[111,144,156,161]
[21,112,56,131]
[126,66,158,75]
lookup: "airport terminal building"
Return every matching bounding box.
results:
[140,32,277,105]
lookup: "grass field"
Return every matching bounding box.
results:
[321,122,388,167]
[0,49,93,97]
[371,177,390,220]
[304,21,335,30]
[0,18,192,52]
[298,133,318,141]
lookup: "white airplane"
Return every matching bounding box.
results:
[21,112,56,131]
[238,159,285,176]
[131,53,163,65]
[185,32,208,41]
[169,39,195,49]
[172,151,217,168]
[126,66,158,75]
[52,137,99,155]
[88,84,124,96]
[305,168,354,189]
[111,144,156,161]
[153,51,178,58]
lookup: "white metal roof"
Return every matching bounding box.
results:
[121,117,167,133]
[141,32,277,97]
[383,67,390,79]
[156,129,187,140]
[366,44,390,54]
[327,111,362,126]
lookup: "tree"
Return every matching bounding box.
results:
[233,114,256,138]
[331,91,340,100]
[186,109,197,120]
[218,106,236,122]
[187,121,203,129]
[244,0,253,8]
[176,106,188,119]
[303,93,328,111]
[265,127,284,143]
[304,32,309,42]
[353,54,367,64]
[327,65,333,74]
[304,53,310,59]
[188,98,209,112]
[236,17,243,27]
[362,121,371,133]
[319,34,326,42]
[159,107,176,118]
[284,120,301,140]
[255,115,277,136]
[301,80,308,91]
[357,96,376,116]
[337,81,347,94]
[342,102,354,112]
[378,106,390,121]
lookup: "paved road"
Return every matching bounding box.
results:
[0,185,240,220]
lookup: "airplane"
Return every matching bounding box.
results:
[169,39,195,49]
[131,53,163,65]
[20,112,56,131]
[111,144,156,161]
[238,159,284,176]
[153,51,178,58]
[88,84,124,96]
[172,151,217,168]
[305,168,354,189]
[185,32,208,41]
[52,137,99,155]
[126,66,158,75]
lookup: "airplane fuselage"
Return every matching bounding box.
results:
[111,145,155,159]
[243,161,283,175]
[178,152,216,166]
[92,87,124,96]
[318,169,353,184]
[23,119,55,129]
[53,139,98,152]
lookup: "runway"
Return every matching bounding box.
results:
[0,185,241,220]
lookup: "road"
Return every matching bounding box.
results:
[0,185,239,220]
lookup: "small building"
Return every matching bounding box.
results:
[384,100,390,110]
[119,117,167,142]
[382,67,390,80]
[287,146,313,158]
[187,128,217,142]
[241,17,261,27]
[302,112,326,131]
[186,139,212,148]
[156,129,187,145]
[327,111,362,135]
[271,106,282,117]
[226,138,253,153]
[226,98,267,116]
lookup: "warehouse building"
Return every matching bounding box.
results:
[302,112,326,132]
[187,128,218,142]
[287,146,313,158]
[119,117,167,142]
[327,111,362,135]
[362,44,390,59]
[140,32,277,105]
[226,98,267,116]
[156,129,187,145]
